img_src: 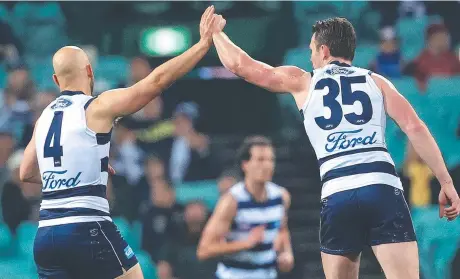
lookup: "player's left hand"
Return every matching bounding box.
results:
[199,6,216,44]
[108,164,116,175]
[277,252,294,272]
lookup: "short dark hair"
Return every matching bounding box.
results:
[312,17,356,61]
[236,136,274,168]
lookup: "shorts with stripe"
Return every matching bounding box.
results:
[34,221,137,279]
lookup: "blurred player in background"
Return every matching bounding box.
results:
[19,6,218,279]
[210,14,459,279]
[197,136,294,279]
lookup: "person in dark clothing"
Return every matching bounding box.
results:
[139,157,184,262]
[158,201,217,279]
[1,150,34,235]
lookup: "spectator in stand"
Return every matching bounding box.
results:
[406,23,460,90]
[121,97,174,160]
[169,102,215,185]
[158,201,217,279]
[137,155,168,207]
[139,157,183,262]
[0,19,22,66]
[370,26,403,78]
[0,65,35,148]
[111,119,144,186]
[119,57,174,159]
[1,150,41,235]
[33,89,58,115]
[403,144,436,207]
[0,131,14,221]
[19,89,59,146]
[119,56,152,88]
[217,169,240,195]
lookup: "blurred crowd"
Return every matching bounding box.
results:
[370,22,460,89]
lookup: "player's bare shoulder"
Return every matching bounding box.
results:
[214,191,238,220]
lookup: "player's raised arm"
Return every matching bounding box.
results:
[197,193,264,260]
[371,73,460,219]
[212,16,309,94]
[92,6,216,120]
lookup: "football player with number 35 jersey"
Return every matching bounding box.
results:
[210,15,460,279]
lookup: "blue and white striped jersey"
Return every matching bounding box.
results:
[301,61,402,199]
[35,91,112,227]
[216,182,285,279]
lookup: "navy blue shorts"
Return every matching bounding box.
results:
[320,184,416,255]
[34,221,138,279]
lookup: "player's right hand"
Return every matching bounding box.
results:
[439,183,460,221]
[247,225,265,247]
[199,6,216,44]
[211,14,227,33]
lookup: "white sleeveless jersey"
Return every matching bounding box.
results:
[300,61,402,199]
[35,91,112,227]
[216,182,284,279]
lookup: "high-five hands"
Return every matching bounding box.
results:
[200,6,217,44]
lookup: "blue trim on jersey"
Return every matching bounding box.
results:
[322,161,397,183]
[330,61,351,67]
[39,207,110,220]
[317,147,389,166]
[231,221,280,231]
[237,197,283,209]
[61,91,85,96]
[249,243,273,252]
[96,130,112,145]
[84,97,96,110]
[42,184,107,200]
[101,156,109,172]
[221,259,276,270]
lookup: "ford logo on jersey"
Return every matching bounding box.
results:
[325,129,377,152]
[42,170,82,190]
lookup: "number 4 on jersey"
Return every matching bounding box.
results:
[44,111,64,167]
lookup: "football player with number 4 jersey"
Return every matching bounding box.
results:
[19,6,218,279]
[210,15,460,279]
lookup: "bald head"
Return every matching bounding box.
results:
[52,46,94,94]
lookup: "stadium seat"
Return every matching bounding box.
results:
[17,222,38,255]
[0,223,12,258]
[385,117,407,169]
[426,77,460,97]
[413,206,460,279]
[397,17,428,61]
[95,55,129,85]
[12,2,68,57]
[0,4,9,23]
[15,222,38,274]
[283,47,312,72]
[0,259,37,279]
[30,57,55,88]
[112,217,139,251]
[175,180,219,209]
[131,220,142,252]
[136,251,158,279]
[353,43,379,68]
